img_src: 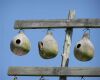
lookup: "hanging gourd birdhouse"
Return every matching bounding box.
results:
[74,32,94,61]
[10,31,31,56]
[38,31,58,59]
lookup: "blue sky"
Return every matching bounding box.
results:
[0,0,100,80]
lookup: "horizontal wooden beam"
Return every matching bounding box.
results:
[8,67,100,77]
[14,19,100,29]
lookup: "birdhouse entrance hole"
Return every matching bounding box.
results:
[77,44,81,48]
[16,39,21,44]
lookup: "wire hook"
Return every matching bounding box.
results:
[47,28,52,33]
[39,76,47,80]
[83,28,91,38]
[13,76,18,80]
[81,76,86,80]
[18,29,24,33]
[83,28,90,33]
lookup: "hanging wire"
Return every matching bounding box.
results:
[18,29,24,33]
[47,28,52,33]
[83,28,90,33]
[83,28,90,34]
[81,76,86,80]
[13,76,18,80]
[39,76,45,80]
[83,28,91,38]
[46,28,57,34]
[39,76,48,80]
[46,28,53,36]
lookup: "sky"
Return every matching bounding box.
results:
[0,0,100,80]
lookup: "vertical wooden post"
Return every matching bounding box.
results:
[60,10,76,80]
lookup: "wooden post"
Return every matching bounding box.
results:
[60,10,75,80]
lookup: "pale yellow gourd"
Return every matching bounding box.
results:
[10,31,31,56]
[38,32,58,59]
[74,32,94,61]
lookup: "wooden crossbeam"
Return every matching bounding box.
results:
[14,19,100,29]
[8,67,100,77]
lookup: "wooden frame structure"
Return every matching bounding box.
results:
[8,10,100,80]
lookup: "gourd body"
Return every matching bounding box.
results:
[10,32,31,56]
[38,32,58,59]
[74,32,94,61]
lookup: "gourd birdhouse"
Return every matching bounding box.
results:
[74,32,94,61]
[38,32,58,59]
[10,31,31,56]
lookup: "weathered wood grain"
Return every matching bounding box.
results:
[14,19,100,29]
[8,67,100,77]
[60,10,75,80]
